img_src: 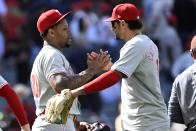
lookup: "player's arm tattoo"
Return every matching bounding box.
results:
[49,68,98,93]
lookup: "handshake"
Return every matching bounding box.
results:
[45,89,74,124]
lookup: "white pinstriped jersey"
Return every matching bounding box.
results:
[111,35,169,131]
[0,75,8,89]
[30,44,80,116]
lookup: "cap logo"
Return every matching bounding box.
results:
[118,15,121,18]
[55,10,60,14]
[137,16,139,19]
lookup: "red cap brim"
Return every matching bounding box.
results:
[56,11,72,23]
[104,17,117,22]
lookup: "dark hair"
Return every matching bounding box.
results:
[125,20,143,30]
[111,20,143,30]
[40,21,61,38]
[191,48,196,54]
[111,20,120,29]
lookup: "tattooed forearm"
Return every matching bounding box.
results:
[66,68,97,90]
[50,68,98,92]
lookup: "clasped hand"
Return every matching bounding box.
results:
[87,49,112,72]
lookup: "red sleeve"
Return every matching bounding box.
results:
[0,84,29,127]
[83,70,121,94]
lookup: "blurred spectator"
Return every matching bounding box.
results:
[99,82,121,131]
[70,0,93,47]
[2,0,27,42]
[0,0,7,16]
[172,0,196,44]
[171,35,195,79]
[142,0,153,31]
[15,25,32,84]
[70,10,89,48]
[29,42,41,67]
[148,0,174,39]
[0,0,29,85]
[115,102,122,131]
[171,51,194,79]
[0,32,5,63]
[0,0,7,70]
[158,13,182,80]
[25,1,46,47]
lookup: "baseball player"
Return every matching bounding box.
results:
[0,75,30,131]
[168,35,196,131]
[70,3,170,131]
[31,9,111,131]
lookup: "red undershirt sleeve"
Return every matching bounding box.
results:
[0,84,28,127]
[83,70,121,94]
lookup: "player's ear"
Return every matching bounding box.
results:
[120,20,126,28]
[48,28,55,38]
[121,20,125,25]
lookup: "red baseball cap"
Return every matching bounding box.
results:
[37,9,71,34]
[104,3,139,22]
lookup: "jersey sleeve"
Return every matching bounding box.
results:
[43,53,66,80]
[168,78,184,124]
[0,75,8,89]
[111,41,146,78]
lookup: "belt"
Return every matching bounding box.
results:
[40,111,45,116]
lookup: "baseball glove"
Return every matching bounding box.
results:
[45,89,74,124]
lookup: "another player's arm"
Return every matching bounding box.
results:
[168,79,186,130]
[21,124,31,131]
[0,84,30,131]
[168,80,185,127]
[49,50,112,93]
[71,70,126,98]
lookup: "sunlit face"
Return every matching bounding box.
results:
[52,19,71,48]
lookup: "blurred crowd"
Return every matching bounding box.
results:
[0,0,195,131]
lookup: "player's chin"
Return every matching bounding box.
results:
[65,39,71,48]
[65,42,71,48]
[114,35,121,40]
[65,43,71,48]
[115,36,121,40]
